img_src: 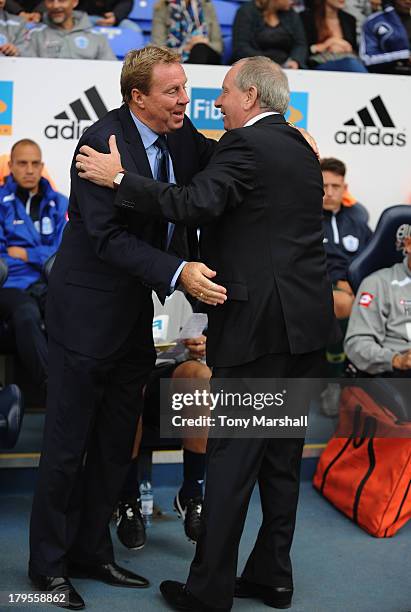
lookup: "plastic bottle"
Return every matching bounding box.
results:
[140,480,153,527]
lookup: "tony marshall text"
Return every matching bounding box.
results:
[171,415,308,428]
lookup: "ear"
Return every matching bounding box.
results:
[72,0,79,8]
[244,85,258,110]
[130,88,145,109]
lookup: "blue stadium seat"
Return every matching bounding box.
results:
[222,34,232,65]
[348,205,411,294]
[213,0,239,36]
[92,26,145,59]
[129,0,156,32]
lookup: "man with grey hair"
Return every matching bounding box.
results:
[77,55,335,611]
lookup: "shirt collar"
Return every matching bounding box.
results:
[129,109,162,150]
[243,111,279,128]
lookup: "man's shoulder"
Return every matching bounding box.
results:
[42,180,68,208]
[361,264,398,289]
[341,204,370,226]
[78,107,123,147]
[1,12,25,26]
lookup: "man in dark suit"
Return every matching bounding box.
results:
[28,46,227,610]
[76,57,336,611]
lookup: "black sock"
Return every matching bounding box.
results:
[179,449,206,501]
[120,458,139,504]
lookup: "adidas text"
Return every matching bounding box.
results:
[334,128,406,147]
[44,122,91,140]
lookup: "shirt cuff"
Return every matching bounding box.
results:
[170,261,186,294]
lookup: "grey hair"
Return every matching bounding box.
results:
[233,57,290,115]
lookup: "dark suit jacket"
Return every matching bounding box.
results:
[115,114,336,368]
[46,104,215,359]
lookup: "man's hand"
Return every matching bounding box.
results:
[392,350,411,371]
[76,134,123,188]
[184,334,207,359]
[8,246,28,262]
[96,11,116,26]
[179,262,227,306]
[0,43,19,56]
[296,127,319,158]
[185,35,209,51]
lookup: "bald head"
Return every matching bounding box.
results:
[9,139,44,193]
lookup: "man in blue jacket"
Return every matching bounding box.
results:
[0,139,68,387]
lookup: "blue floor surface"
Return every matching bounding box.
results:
[1,483,410,612]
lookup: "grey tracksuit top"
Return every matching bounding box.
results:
[344,258,411,374]
[26,11,116,60]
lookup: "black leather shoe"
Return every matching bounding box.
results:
[69,561,149,588]
[28,571,85,610]
[234,577,293,609]
[160,581,230,612]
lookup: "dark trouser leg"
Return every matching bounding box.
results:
[0,288,47,386]
[187,437,267,609]
[29,337,104,576]
[29,326,155,575]
[120,458,140,502]
[186,351,326,609]
[70,337,154,565]
[241,438,304,587]
[242,350,325,587]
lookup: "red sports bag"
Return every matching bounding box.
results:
[313,385,411,537]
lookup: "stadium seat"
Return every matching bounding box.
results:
[129,0,156,32]
[348,205,411,293]
[0,385,24,449]
[222,34,232,65]
[92,26,145,59]
[213,0,239,36]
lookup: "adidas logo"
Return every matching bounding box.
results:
[334,95,406,147]
[44,86,108,140]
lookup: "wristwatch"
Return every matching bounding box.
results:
[113,171,125,190]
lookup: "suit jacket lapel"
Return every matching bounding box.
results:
[118,105,153,178]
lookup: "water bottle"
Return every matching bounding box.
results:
[140,480,153,528]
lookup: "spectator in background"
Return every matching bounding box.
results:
[345,230,411,375]
[0,0,31,55]
[151,0,223,64]
[395,0,411,45]
[343,0,372,40]
[301,0,368,71]
[232,0,307,68]
[0,139,67,388]
[360,1,410,74]
[26,0,116,59]
[5,0,43,23]
[77,0,142,31]
[321,157,372,320]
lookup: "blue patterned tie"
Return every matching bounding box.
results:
[155,135,175,249]
[155,135,169,183]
